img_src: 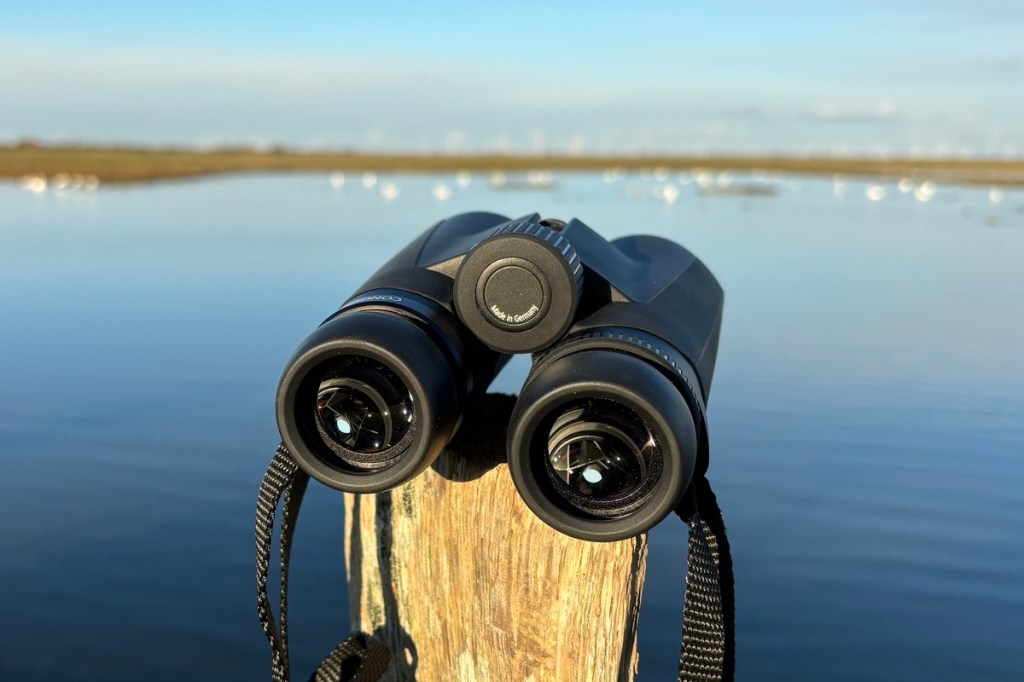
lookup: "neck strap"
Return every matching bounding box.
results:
[256,446,391,682]
[675,476,736,681]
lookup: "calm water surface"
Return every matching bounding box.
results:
[1,173,1023,681]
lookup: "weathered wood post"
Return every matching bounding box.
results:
[344,394,649,681]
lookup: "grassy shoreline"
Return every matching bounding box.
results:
[3,143,1024,187]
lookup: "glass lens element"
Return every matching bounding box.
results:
[546,399,656,500]
[315,358,413,455]
[317,378,392,452]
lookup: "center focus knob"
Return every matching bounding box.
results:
[454,219,584,354]
[482,263,545,328]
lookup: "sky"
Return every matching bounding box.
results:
[1,1,1022,155]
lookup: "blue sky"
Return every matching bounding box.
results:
[2,1,1022,154]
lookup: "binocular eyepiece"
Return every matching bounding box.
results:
[276,212,722,541]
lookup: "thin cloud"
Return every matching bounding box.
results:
[711,102,901,124]
[807,101,900,123]
[976,56,1024,73]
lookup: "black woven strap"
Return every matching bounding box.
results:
[676,476,735,682]
[309,633,392,682]
[257,445,391,682]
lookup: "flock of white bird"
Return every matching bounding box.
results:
[854,178,1008,205]
[7,169,1014,212]
[327,165,1007,208]
[319,167,1016,214]
[13,173,100,194]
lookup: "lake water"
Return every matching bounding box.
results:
[1,172,1023,681]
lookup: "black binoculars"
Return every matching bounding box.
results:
[276,212,722,541]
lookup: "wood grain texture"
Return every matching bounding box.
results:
[343,394,648,681]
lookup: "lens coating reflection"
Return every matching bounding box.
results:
[546,399,656,501]
[317,378,392,451]
[315,357,413,456]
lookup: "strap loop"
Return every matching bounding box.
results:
[309,633,392,682]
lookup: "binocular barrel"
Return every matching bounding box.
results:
[276,211,723,540]
[275,212,510,493]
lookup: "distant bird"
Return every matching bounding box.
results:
[865,185,886,202]
[654,184,680,203]
[18,175,47,194]
[914,181,937,202]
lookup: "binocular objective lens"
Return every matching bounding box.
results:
[314,358,414,456]
[546,399,656,502]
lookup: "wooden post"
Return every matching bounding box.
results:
[343,394,649,681]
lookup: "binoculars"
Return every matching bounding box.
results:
[276,212,722,541]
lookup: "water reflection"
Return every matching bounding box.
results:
[0,173,1022,681]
